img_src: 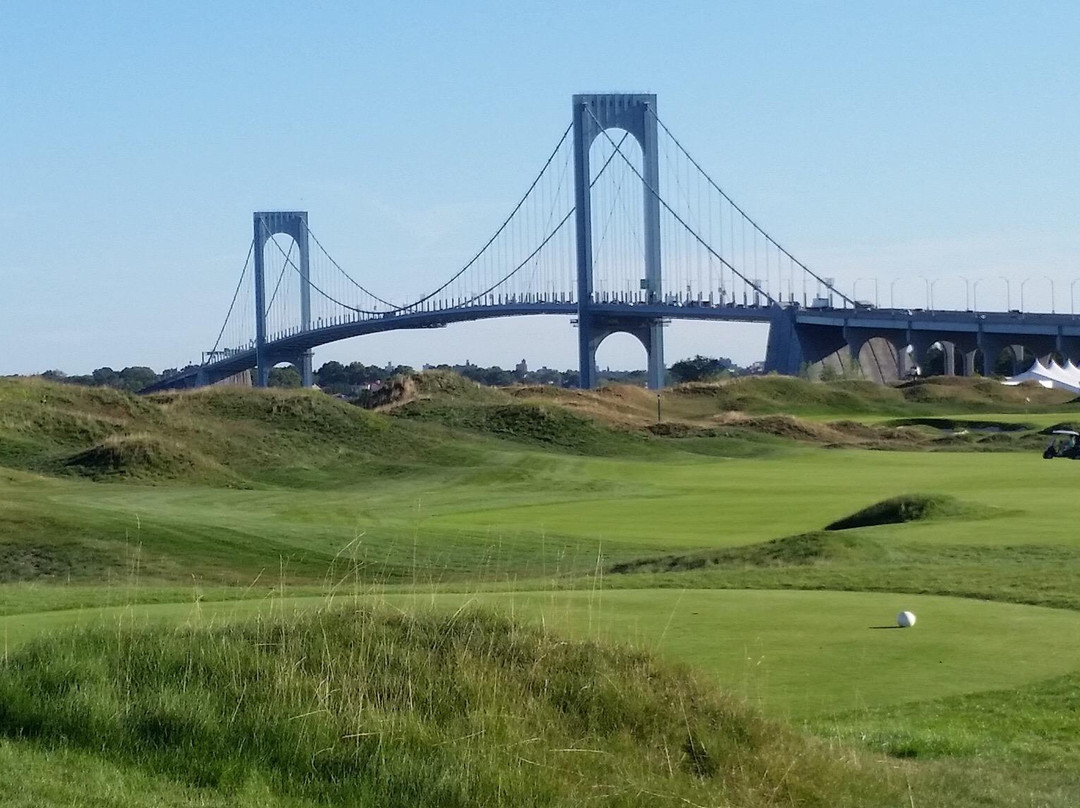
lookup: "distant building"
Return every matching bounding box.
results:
[515,358,528,380]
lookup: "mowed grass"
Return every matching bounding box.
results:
[3,589,1079,721]
[5,444,1080,593]
[420,449,1079,549]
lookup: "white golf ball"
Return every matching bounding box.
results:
[897,610,916,628]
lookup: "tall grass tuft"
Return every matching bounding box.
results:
[0,605,896,806]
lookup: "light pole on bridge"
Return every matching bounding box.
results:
[1044,276,1057,314]
[973,278,988,312]
[854,277,879,307]
[1072,279,1080,316]
[918,276,940,311]
[960,276,971,311]
[998,276,1012,311]
[1020,277,1033,313]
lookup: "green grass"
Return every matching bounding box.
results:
[2,589,1079,720]
[5,375,1080,806]
[0,606,898,807]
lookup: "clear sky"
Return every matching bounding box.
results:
[3,1,1080,375]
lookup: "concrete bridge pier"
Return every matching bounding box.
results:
[764,309,848,377]
[962,349,979,377]
[942,342,956,376]
[297,350,314,388]
[907,333,937,377]
[977,334,1009,376]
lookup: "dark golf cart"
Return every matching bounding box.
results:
[1043,430,1080,459]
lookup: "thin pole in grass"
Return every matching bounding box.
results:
[657,394,662,424]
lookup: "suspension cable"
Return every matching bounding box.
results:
[301,221,397,308]
[297,123,575,314]
[204,240,254,363]
[585,107,777,305]
[263,232,383,315]
[649,109,855,306]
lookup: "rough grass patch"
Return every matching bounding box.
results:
[0,606,896,807]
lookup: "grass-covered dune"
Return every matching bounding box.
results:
[0,606,897,807]
[0,377,488,485]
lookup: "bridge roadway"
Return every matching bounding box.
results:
[142,301,1080,392]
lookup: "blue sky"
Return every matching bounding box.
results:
[3,1,1079,374]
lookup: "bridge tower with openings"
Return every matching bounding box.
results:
[253,211,313,388]
[573,94,665,389]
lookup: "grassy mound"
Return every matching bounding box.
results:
[896,376,1074,407]
[0,607,894,807]
[609,531,888,575]
[63,434,234,483]
[671,375,1074,417]
[674,376,903,415]
[825,494,975,531]
[368,369,502,409]
[0,379,487,486]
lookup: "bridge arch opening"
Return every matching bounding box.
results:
[594,331,648,386]
[856,337,902,384]
[267,361,303,388]
[987,345,1028,376]
[588,129,645,306]
[1042,349,1066,366]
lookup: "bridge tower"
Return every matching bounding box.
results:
[252,211,313,388]
[573,94,665,389]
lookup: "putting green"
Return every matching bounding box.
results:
[4,588,1079,719]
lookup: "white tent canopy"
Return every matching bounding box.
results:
[1003,358,1080,394]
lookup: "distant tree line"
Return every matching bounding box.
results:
[28,353,747,395]
[39,366,166,393]
[312,361,416,394]
[668,355,739,384]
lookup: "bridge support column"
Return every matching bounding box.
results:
[977,333,1007,376]
[962,349,978,377]
[645,320,665,390]
[908,334,935,377]
[298,350,314,388]
[1010,345,1027,374]
[942,342,956,376]
[253,211,311,388]
[573,93,663,389]
[842,326,867,377]
[763,309,848,378]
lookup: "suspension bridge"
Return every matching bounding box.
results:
[144,94,1080,393]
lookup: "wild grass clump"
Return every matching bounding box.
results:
[395,401,651,454]
[0,606,895,807]
[825,494,975,531]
